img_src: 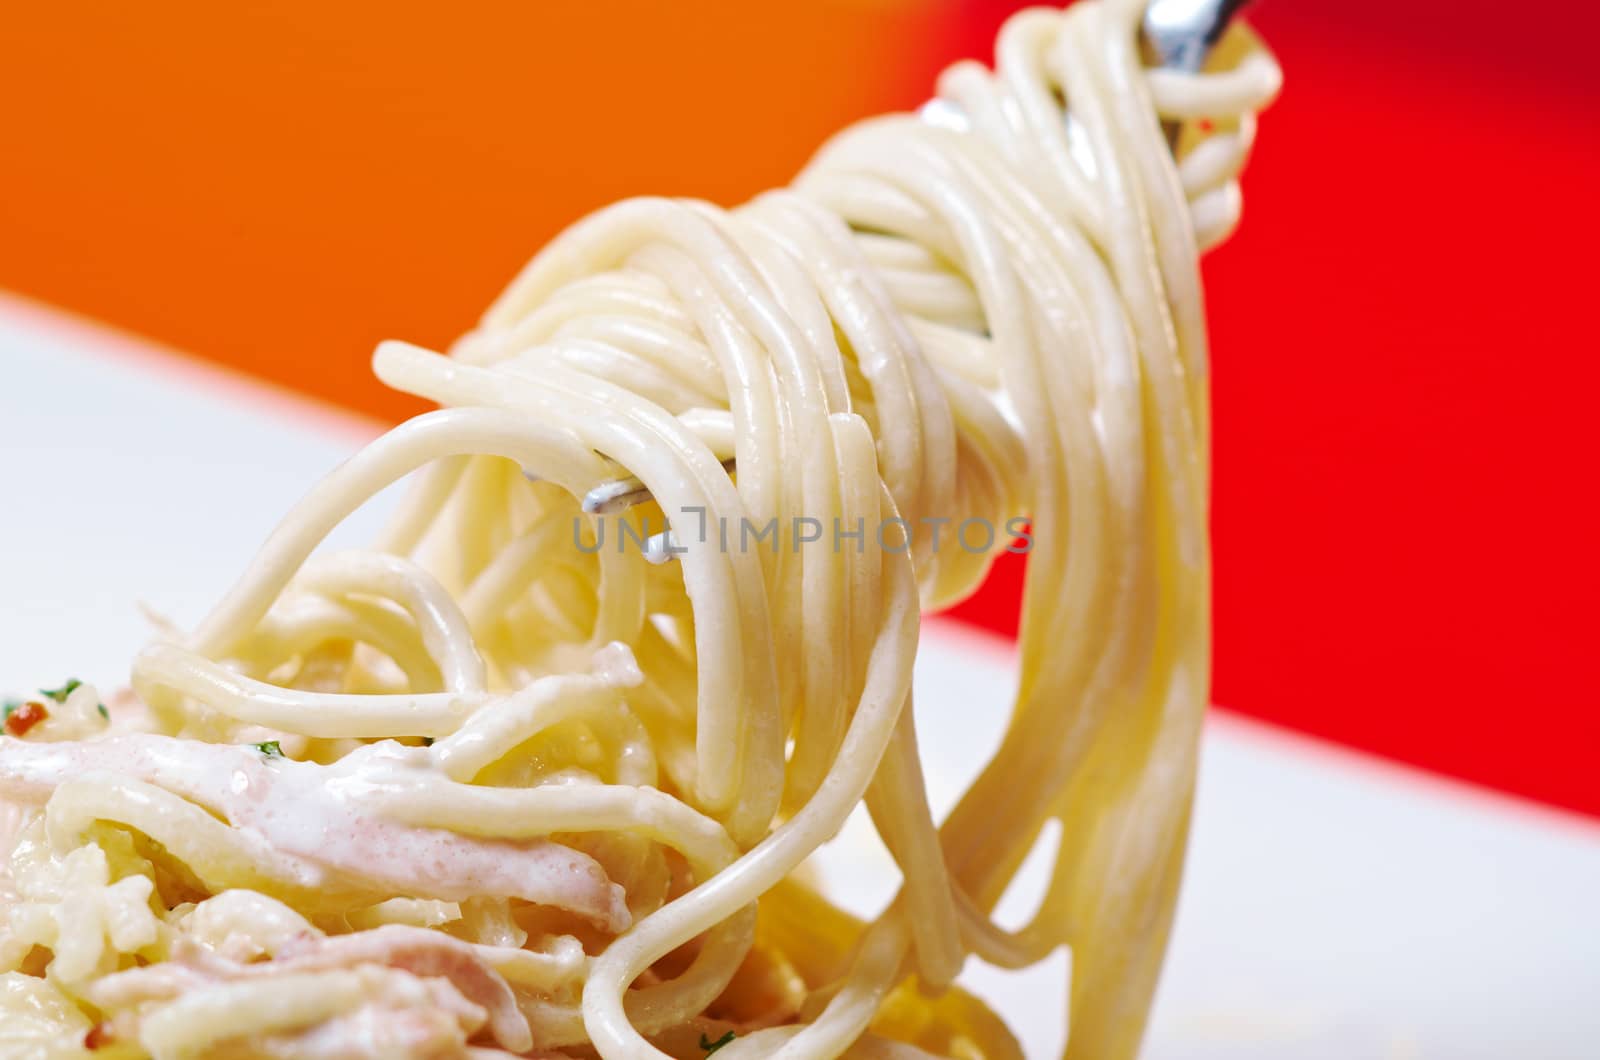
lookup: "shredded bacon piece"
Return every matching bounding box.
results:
[4,701,47,736]
[274,926,530,1049]
[90,928,533,1053]
[84,1022,113,1050]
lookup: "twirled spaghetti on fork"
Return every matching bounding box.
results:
[0,1,1279,1055]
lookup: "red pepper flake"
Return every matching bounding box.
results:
[4,701,48,736]
[84,1022,114,1050]
[1197,117,1215,133]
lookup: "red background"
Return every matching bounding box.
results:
[947,0,1600,818]
[3,1,1596,816]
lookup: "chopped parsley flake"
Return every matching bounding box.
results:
[97,702,110,720]
[251,740,284,758]
[700,1031,736,1055]
[41,679,82,703]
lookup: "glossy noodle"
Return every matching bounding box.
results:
[0,1,1280,1056]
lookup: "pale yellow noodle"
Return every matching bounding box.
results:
[0,2,1279,1057]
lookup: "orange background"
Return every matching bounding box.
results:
[1,1,953,421]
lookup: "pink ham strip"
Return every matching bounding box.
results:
[246,1003,483,1060]
[276,926,527,1048]
[0,734,628,932]
[91,927,533,1053]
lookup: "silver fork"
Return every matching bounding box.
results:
[1144,0,1254,73]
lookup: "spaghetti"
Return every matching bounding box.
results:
[0,1,1280,1056]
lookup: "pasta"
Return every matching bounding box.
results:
[0,0,1280,1056]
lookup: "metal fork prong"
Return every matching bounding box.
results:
[581,458,737,515]
[1142,0,1253,74]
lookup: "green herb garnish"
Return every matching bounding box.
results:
[251,740,284,758]
[700,1031,736,1055]
[41,679,81,703]
[97,702,110,720]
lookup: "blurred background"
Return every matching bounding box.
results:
[1,0,1596,824]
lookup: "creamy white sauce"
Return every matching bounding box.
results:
[0,734,628,931]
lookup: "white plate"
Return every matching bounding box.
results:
[4,292,1598,1058]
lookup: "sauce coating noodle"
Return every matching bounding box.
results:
[0,2,1279,1056]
